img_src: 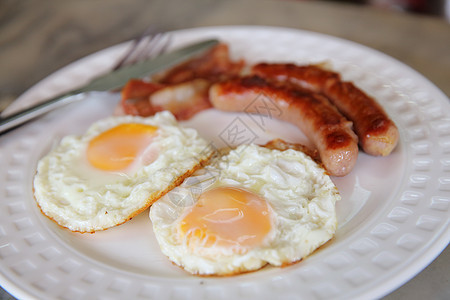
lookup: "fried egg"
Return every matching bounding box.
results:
[150,144,339,275]
[33,111,213,233]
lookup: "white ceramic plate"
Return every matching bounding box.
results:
[0,26,449,300]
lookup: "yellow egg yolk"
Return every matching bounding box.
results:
[178,187,272,253]
[87,123,158,171]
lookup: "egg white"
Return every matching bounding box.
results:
[150,144,339,275]
[33,111,213,233]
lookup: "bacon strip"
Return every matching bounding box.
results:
[252,63,399,156]
[120,79,163,116]
[209,76,358,177]
[262,138,320,163]
[153,43,245,84]
[150,79,212,120]
[120,79,212,120]
[120,43,245,120]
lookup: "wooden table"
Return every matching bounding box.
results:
[0,0,448,299]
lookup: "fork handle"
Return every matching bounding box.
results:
[0,90,84,134]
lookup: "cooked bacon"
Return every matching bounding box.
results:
[120,78,212,120]
[119,43,397,164]
[120,43,244,119]
[120,79,163,116]
[153,43,245,84]
[209,75,358,177]
[150,79,212,120]
[252,63,399,156]
[262,138,320,163]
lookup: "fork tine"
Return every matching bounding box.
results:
[126,32,170,66]
[112,26,168,71]
[151,34,172,57]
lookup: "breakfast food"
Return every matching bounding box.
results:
[33,111,213,233]
[119,42,398,176]
[150,143,339,275]
[251,63,399,156]
[120,78,212,120]
[153,42,245,84]
[209,75,358,177]
[29,38,404,281]
[119,43,243,119]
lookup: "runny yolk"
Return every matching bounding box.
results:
[178,186,272,253]
[86,123,158,171]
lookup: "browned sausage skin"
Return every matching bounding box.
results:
[209,76,359,177]
[252,63,399,156]
[325,81,399,156]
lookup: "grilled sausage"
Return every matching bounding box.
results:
[209,76,358,176]
[252,63,399,156]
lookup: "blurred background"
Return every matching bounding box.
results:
[329,0,449,18]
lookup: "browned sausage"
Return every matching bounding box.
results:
[209,76,359,177]
[252,63,399,156]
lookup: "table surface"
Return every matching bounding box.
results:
[0,0,448,299]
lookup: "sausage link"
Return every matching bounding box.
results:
[209,76,358,176]
[252,63,399,156]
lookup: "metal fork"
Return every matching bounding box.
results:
[0,27,171,134]
[112,26,171,70]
